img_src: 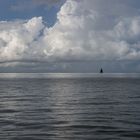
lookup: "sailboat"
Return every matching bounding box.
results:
[100,68,103,73]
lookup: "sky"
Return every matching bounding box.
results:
[0,0,140,73]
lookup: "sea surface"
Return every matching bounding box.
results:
[0,73,140,140]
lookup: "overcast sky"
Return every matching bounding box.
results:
[0,0,140,73]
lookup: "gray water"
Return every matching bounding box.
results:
[0,73,140,140]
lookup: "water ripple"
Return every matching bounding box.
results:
[0,74,140,139]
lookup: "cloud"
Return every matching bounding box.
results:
[1,0,140,66]
[42,0,140,61]
[0,17,45,62]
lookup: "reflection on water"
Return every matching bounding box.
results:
[0,73,140,79]
[0,73,140,140]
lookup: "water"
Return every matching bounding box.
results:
[0,73,140,140]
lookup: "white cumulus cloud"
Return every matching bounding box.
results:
[1,0,140,64]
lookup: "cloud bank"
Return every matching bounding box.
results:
[1,0,140,65]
